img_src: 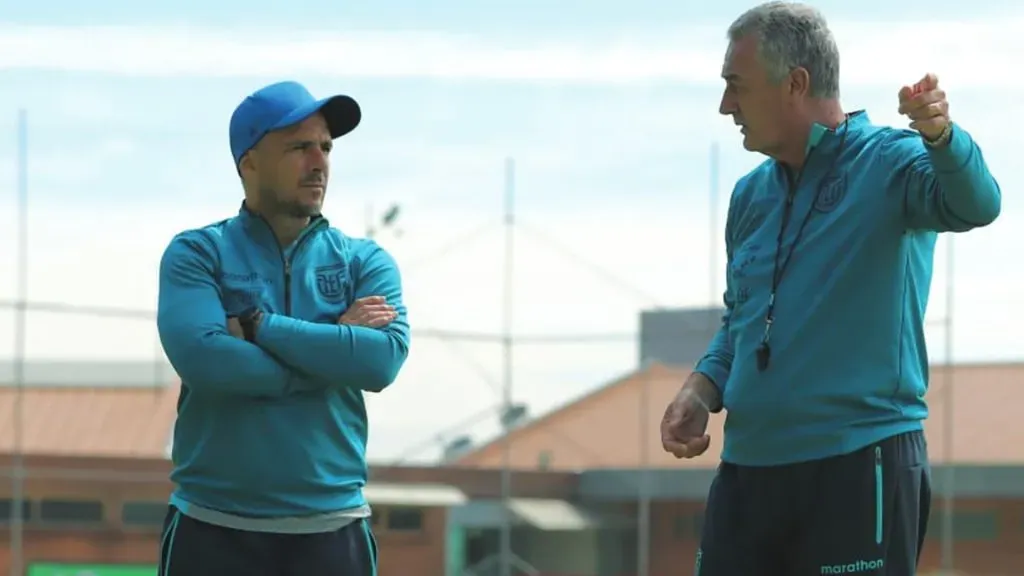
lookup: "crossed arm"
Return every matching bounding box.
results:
[157,233,410,397]
[254,245,410,393]
[157,233,325,398]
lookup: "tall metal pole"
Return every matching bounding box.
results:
[940,235,955,571]
[11,108,28,576]
[498,157,515,576]
[636,360,651,576]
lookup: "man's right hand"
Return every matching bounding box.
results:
[338,296,397,328]
[660,372,718,459]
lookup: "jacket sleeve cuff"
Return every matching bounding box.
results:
[693,357,728,413]
[926,123,972,174]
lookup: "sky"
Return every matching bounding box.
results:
[0,0,1021,463]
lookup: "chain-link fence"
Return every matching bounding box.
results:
[2,64,1022,576]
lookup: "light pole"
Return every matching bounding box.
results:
[498,157,516,576]
[940,234,955,571]
[11,108,29,576]
[365,202,403,239]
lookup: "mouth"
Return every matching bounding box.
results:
[300,185,325,199]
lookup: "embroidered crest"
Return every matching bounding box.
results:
[314,263,349,303]
[814,175,847,213]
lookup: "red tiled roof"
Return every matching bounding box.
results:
[456,362,1024,470]
[0,384,179,458]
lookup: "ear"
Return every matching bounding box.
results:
[238,150,257,177]
[788,67,811,98]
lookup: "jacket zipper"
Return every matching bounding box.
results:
[874,446,883,545]
[282,257,292,315]
[784,144,817,199]
[256,217,325,315]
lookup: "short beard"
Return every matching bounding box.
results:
[258,185,321,219]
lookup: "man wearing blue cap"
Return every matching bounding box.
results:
[156,81,409,576]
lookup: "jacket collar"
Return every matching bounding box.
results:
[806,110,868,155]
[236,201,328,248]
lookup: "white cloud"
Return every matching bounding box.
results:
[0,137,139,195]
[0,16,1022,88]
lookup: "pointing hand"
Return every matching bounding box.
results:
[897,73,950,142]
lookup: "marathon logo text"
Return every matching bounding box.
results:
[820,558,883,574]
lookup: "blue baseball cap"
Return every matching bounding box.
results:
[229,81,361,168]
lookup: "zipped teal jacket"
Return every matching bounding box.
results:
[158,204,409,516]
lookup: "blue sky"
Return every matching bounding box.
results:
[2,0,1019,29]
[0,0,1020,462]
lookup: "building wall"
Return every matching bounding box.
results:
[645,500,703,576]
[373,507,448,576]
[0,467,169,576]
[917,497,1024,575]
[640,498,1024,576]
[0,460,451,576]
[457,365,721,471]
[518,529,600,575]
[0,517,451,576]
[456,362,1024,472]
[0,530,157,575]
[2,456,1023,576]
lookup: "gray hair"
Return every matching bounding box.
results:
[727,2,840,99]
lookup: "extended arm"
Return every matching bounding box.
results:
[254,242,410,392]
[157,233,323,398]
[890,125,1001,232]
[692,200,738,412]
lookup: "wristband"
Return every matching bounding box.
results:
[923,122,953,149]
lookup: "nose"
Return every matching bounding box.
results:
[306,147,329,171]
[719,89,736,116]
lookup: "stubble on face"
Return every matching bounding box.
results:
[253,114,333,220]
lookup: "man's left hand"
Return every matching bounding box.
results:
[227,317,244,339]
[339,296,396,328]
[898,73,949,141]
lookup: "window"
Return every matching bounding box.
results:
[692,511,705,538]
[537,451,552,471]
[38,499,104,524]
[928,510,999,541]
[386,507,423,532]
[122,501,167,527]
[673,511,704,540]
[0,498,31,523]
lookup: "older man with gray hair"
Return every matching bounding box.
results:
[660,2,1000,575]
